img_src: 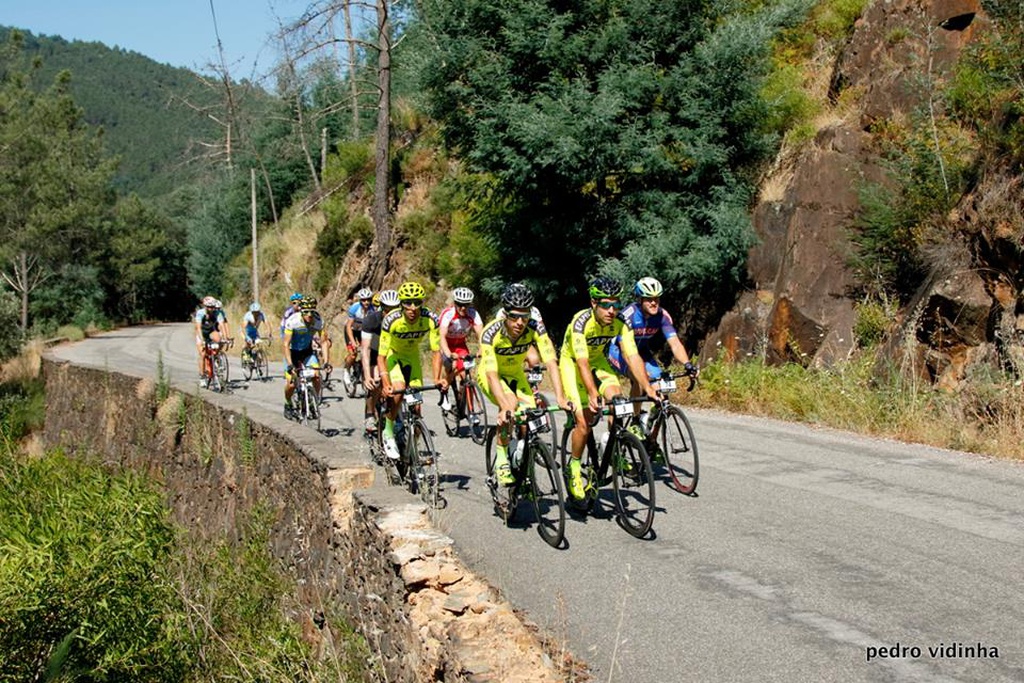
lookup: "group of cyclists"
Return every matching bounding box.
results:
[193,273,697,501]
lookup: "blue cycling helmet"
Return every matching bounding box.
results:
[290,292,303,302]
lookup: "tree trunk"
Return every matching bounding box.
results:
[344,0,360,139]
[370,0,393,287]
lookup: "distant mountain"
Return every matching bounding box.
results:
[1,26,274,197]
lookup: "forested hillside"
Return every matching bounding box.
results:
[0,26,265,197]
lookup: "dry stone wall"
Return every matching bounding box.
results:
[42,357,572,682]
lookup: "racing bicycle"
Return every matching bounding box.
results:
[241,337,271,382]
[289,362,321,432]
[202,338,233,392]
[440,354,488,445]
[376,386,442,508]
[560,396,656,539]
[637,370,700,495]
[483,406,567,548]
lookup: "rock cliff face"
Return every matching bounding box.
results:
[704,0,1024,389]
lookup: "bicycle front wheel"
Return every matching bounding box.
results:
[465,382,489,445]
[409,420,440,508]
[660,406,699,495]
[528,440,566,548]
[441,381,460,437]
[611,430,655,538]
[483,427,515,524]
[257,350,269,381]
[214,353,230,391]
[242,351,254,381]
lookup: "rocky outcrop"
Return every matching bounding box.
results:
[42,358,576,682]
[702,0,1024,383]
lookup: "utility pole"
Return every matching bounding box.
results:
[251,168,259,305]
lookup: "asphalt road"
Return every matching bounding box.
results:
[51,324,1024,682]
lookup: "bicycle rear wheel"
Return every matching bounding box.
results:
[464,382,489,445]
[660,406,699,495]
[534,392,558,455]
[611,430,655,538]
[528,440,566,548]
[344,362,362,398]
[214,353,229,391]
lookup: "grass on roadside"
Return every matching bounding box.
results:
[687,354,1024,461]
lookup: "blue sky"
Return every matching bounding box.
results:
[1,0,310,74]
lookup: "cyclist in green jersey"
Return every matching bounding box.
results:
[479,283,570,484]
[559,276,659,499]
[377,281,447,460]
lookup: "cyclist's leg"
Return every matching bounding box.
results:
[364,348,380,432]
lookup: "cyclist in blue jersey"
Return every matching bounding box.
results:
[608,277,697,385]
[282,296,326,419]
[241,302,267,364]
[280,292,303,340]
[344,287,374,385]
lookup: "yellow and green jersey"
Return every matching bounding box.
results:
[378,307,440,358]
[479,316,556,378]
[560,308,638,369]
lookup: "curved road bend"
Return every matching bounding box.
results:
[52,324,1024,683]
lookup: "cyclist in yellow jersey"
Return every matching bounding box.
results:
[559,275,659,499]
[480,283,570,484]
[377,281,447,460]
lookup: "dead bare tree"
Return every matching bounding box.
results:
[281,0,399,289]
[1,252,50,331]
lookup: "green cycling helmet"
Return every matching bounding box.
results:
[588,275,622,300]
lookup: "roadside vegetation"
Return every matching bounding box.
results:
[0,359,371,681]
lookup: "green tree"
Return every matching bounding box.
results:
[416,0,807,332]
[0,32,117,330]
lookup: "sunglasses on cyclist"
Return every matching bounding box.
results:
[595,300,622,310]
[401,299,422,308]
[505,310,531,320]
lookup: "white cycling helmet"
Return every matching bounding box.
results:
[356,287,373,300]
[250,302,261,312]
[378,289,400,307]
[634,277,664,298]
[201,296,217,307]
[453,287,475,305]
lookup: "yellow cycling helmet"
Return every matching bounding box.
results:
[397,281,425,301]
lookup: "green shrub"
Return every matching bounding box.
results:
[0,290,22,362]
[0,449,186,681]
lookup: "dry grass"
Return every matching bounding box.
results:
[0,339,43,384]
[688,353,1024,461]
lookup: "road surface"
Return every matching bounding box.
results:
[51,324,1024,682]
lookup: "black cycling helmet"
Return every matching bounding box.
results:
[501,282,534,310]
[299,296,318,311]
[588,275,622,300]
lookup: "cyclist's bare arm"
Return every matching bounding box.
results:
[344,318,356,347]
[432,350,447,390]
[667,335,691,367]
[361,334,377,388]
[544,356,570,410]
[438,318,453,358]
